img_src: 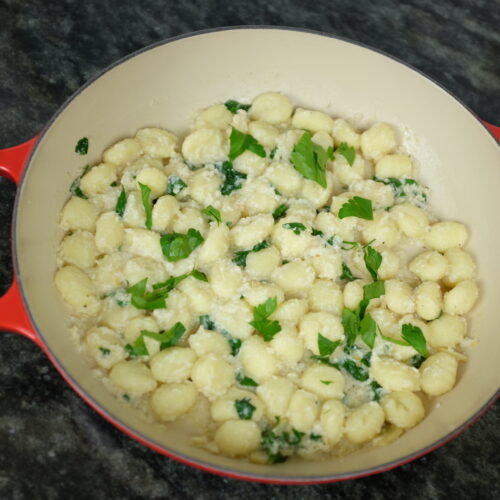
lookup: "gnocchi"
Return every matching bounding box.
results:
[56,93,478,464]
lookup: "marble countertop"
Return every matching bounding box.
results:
[0,0,498,498]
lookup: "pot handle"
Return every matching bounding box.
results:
[0,136,41,345]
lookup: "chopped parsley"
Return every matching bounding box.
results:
[249,297,281,341]
[321,380,333,385]
[373,176,427,203]
[371,381,383,401]
[229,127,266,161]
[290,131,328,188]
[138,182,153,230]
[336,142,356,165]
[261,428,305,464]
[166,175,187,195]
[232,240,270,268]
[115,187,127,216]
[127,278,168,310]
[318,333,342,357]
[199,315,241,356]
[340,262,356,281]
[125,322,185,357]
[338,196,373,220]
[201,205,222,224]
[269,147,278,159]
[234,398,256,420]
[215,161,247,195]
[272,204,288,220]
[410,354,425,368]
[99,347,110,357]
[363,245,382,280]
[237,374,258,387]
[190,269,208,282]
[69,165,90,199]
[224,100,251,113]
[340,359,369,381]
[360,313,377,349]
[282,222,307,235]
[401,324,428,357]
[160,228,204,261]
[75,137,89,155]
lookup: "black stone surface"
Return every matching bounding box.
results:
[0,0,499,498]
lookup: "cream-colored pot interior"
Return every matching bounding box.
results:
[15,28,499,481]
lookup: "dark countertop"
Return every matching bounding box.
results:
[0,0,498,498]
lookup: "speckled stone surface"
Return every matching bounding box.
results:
[0,0,499,498]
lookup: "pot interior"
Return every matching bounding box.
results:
[14,28,500,480]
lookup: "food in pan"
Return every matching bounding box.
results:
[55,92,479,463]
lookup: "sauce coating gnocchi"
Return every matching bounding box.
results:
[56,92,478,464]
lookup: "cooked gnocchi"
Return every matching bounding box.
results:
[56,92,479,464]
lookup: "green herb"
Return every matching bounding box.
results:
[401,324,428,357]
[364,245,383,281]
[122,394,130,401]
[320,380,333,385]
[272,204,288,220]
[311,228,324,237]
[69,165,90,199]
[215,161,247,195]
[342,308,360,347]
[110,181,118,187]
[237,374,258,387]
[371,381,383,401]
[249,297,281,341]
[338,196,373,220]
[160,228,204,261]
[373,177,427,202]
[229,127,266,161]
[290,131,328,188]
[340,262,356,281]
[261,431,288,464]
[166,175,187,195]
[318,334,342,357]
[379,331,411,347]
[138,182,153,230]
[340,359,369,381]
[232,240,270,268]
[336,142,355,166]
[310,433,322,442]
[282,222,306,235]
[269,147,278,159]
[410,354,425,369]
[224,99,251,113]
[360,313,377,348]
[234,398,256,420]
[201,205,222,224]
[75,137,89,155]
[361,351,372,367]
[283,429,305,446]
[116,299,128,307]
[326,146,334,159]
[359,280,385,318]
[125,322,186,356]
[225,221,233,228]
[127,278,168,310]
[273,187,282,196]
[191,269,208,282]
[99,347,110,357]
[341,240,359,250]
[199,315,241,356]
[115,187,127,217]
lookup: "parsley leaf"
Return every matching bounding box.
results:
[125,322,186,357]
[138,182,153,230]
[321,380,333,385]
[237,374,258,387]
[75,137,89,155]
[269,147,278,159]
[234,398,256,420]
[363,245,382,280]
[340,359,369,381]
[318,334,342,357]
[99,347,110,357]
[290,131,328,188]
[115,187,127,216]
[360,313,377,348]
[160,228,204,261]
[310,433,322,441]
[69,165,90,199]
[371,381,383,401]
[191,269,208,282]
[410,354,425,368]
[401,323,428,357]
[201,205,222,224]
[336,142,355,166]
[127,278,168,310]
[282,222,306,235]
[342,308,360,347]
[125,335,148,357]
[340,262,356,281]
[229,127,266,161]
[232,241,270,268]
[199,315,241,356]
[224,100,251,113]
[338,196,373,220]
[359,280,385,318]
[272,204,288,220]
[373,177,427,203]
[215,161,247,195]
[249,297,281,341]
[166,175,187,195]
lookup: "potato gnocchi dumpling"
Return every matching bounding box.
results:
[56,93,478,464]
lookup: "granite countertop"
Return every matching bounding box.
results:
[0,0,498,498]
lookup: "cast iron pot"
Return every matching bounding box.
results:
[0,27,499,484]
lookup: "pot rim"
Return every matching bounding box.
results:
[12,25,500,484]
